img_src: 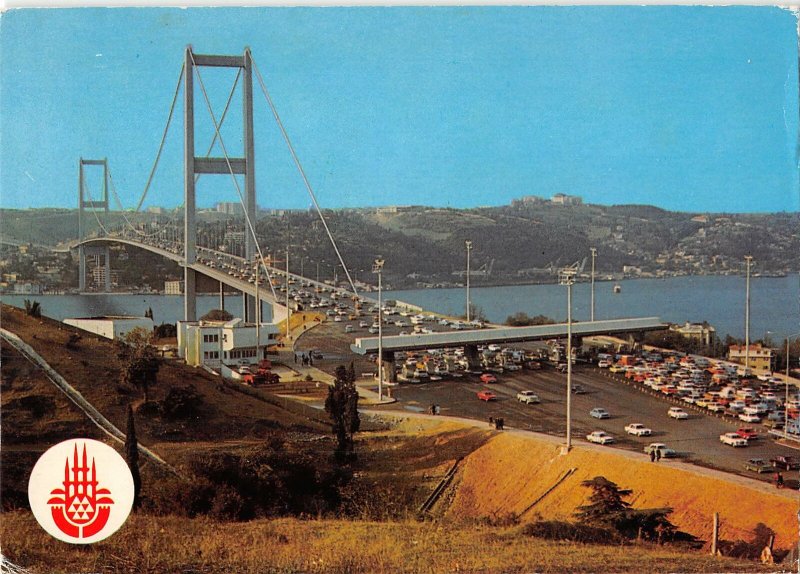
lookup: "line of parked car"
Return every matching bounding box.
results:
[597,351,800,430]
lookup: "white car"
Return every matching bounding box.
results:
[586,431,615,445]
[624,423,652,437]
[516,390,540,404]
[598,359,611,368]
[720,433,748,447]
[668,407,689,420]
[738,413,761,423]
[590,408,611,419]
[643,443,677,458]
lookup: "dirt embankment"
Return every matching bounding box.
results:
[445,431,798,549]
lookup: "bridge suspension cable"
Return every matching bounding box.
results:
[190,52,278,302]
[135,63,185,212]
[252,57,360,299]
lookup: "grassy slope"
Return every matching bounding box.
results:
[447,432,798,550]
[0,512,774,574]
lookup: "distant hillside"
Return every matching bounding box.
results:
[3,203,798,290]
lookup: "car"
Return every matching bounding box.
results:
[586,431,615,445]
[668,407,689,420]
[720,433,748,447]
[743,458,773,473]
[333,316,342,322]
[477,390,497,402]
[344,324,354,333]
[237,365,252,375]
[571,384,587,394]
[643,443,677,458]
[770,456,800,470]
[516,390,540,404]
[597,359,611,368]
[359,321,369,328]
[368,327,379,334]
[735,427,759,440]
[590,408,610,419]
[738,413,761,423]
[480,373,498,384]
[624,423,652,437]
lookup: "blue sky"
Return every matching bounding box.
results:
[1,6,798,213]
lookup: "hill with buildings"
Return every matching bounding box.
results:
[1,199,797,292]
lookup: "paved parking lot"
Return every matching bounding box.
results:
[294,315,799,485]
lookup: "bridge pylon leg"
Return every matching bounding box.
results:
[185,268,196,322]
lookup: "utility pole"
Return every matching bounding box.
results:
[286,246,291,339]
[744,255,753,371]
[465,240,472,322]
[373,259,385,402]
[559,266,577,452]
[255,257,260,361]
[590,247,597,322]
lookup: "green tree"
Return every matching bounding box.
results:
[505,313,556,327]
[23,299,42,318]
[575,476,632,528]
[324,365,360,461]
[119,327,160,402]
[200,309,233,322]
[124,404,141,509]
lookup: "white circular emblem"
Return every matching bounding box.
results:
[28,439,135,544]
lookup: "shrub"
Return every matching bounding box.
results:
[522,520,623,544]
[160,385,203,420]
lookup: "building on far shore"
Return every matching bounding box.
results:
[64,316,154,341]
[177,318,279,368]
[728,343,773,375]
[551,193,583,205]
[670,321,716,347]
[164,280,184,295]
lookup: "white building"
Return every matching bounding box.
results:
[177,318,279,368]
[64,316,154,341]
[164,280,184,295]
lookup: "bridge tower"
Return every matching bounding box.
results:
[78,158,111,292]
[184,47,257,322]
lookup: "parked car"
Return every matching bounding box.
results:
[668,407,689,420]
[477,390,497,402]
[643,443,677,458]
[344,324,354,333]
[571,384,587,394]
[237,365,252,375]
[586,431,615,445]
[590,408,610,419]
[480,373,498,384]
[624,423,652,437]
[735,428,759,440]
[743,458,773,473]
[516,390,540,404]
[770,456,800,470]
[738,413,761,423]
[598,359,611,368]
[720,433,748,447]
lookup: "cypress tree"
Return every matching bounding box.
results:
[125,404,141,509]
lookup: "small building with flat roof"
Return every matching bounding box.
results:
[64,316,154,341]
[177,317,279,368]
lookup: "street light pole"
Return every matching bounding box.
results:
[254,257,260,361]
[785,334,799,438]
[286,245,291,339]
[744,255,753,371]
[465,240,472,322]
[590,247,597,322]
[559,266,577,452]
[373,259,385,402]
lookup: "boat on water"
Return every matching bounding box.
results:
[613,284,622,294]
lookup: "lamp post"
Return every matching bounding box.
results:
[785,334,799,438]
[744,256,753,371]
[285,245,291,339]
[590,247,597,322]
[559,265,577,452]
[254,257,261,361]
[373,258,385,402]
[465,240,473,322]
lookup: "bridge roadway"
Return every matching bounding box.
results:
[351,317,667,355]
[76,236,378,313]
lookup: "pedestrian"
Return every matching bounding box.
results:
[293,353,297,364]
[649,450,655,463]
[655,449,661,462]
[776,472,784,489]
[435,404,440,415]
[489,416,494,428]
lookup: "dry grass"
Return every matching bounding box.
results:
[0,511,776,574]
[447,432,799,550]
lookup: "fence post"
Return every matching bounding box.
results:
[711,512,719,556]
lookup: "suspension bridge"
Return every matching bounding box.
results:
[73,47,369,326]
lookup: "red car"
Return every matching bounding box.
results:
[736,427,759,440]
[477,390,497,401]
[480,373,498,384]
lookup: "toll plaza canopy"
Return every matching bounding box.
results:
[350,317,666,355]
